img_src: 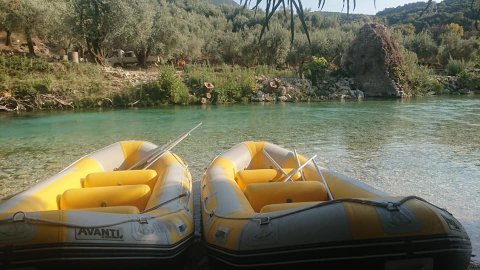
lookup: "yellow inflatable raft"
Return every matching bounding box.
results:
[201,141,472,269]
[0,141,193,268]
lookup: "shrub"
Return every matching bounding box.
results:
[446,58,469,76]
[302,56,329,85]
[0,55,52,76]
[422,78,444,94]
[132,67,190,105]
[401,48,433,95]
[185,65,261,104]
[458,71,480,90]
[158,67,190,104]
[404,30,438,65]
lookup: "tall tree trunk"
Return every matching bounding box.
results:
[90,39,105,65]
[25,29,35,56]
[136,49,148,69]
[78,44,85,62]
[5,30,12,46]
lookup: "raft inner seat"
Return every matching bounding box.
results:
[244,181,328,212]
[235,169,301,191]
[59,184,151,211]
[82,170,158,189]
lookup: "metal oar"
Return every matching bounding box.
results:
[127,123,202,170]
[263,149,288,176]
[313,159,334,200]
[293,149,306,181]
[282,155,317,182]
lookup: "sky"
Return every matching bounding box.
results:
[233,0,427,15]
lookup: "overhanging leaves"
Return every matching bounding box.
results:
[240,0,361,45]
[241,0,480,43]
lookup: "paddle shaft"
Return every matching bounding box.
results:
[293,149,306,181]
[282,155,317,182]
[313,159,334,200]
[127,123,202,170]
[263,149,288,176]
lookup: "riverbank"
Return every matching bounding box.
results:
[0,55,479,112]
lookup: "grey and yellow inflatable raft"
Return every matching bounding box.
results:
[201,141,472,269]
[0,141,193,269]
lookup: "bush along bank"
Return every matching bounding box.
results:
[112,67,192,107]
[1,55,479,112]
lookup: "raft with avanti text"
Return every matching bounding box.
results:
[0,140,194,268]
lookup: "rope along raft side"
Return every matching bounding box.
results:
[0,140,194,267]
[201,141,472,270]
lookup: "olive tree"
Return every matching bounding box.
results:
[404,30,439,65]
[257,23,290,66]
[117,0,158,67]
[16,0,50,56]
[0,0,22,46]
[44,1,83,56]
[0,0,77,56]
[72,0,130,65]
[217,31,244,65]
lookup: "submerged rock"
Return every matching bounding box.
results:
[342,23,410,97]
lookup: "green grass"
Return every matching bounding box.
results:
[0,55,125,110]
[184,64,294,103]
[113,67,191,107]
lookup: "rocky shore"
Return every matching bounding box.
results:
[251,75,366,102]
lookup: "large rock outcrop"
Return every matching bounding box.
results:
[342,23,410,97]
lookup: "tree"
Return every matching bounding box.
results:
[438,34,480,65]
[72,0,130,65]
[153,10,186,62]
[44,1,83,56]
[0,0,22,46]
[257,23,290,66]
[404,30,439,65]
[118,0,158,68]
[217,31,244,65]
[16,0,50,56]
[444,22,464,38]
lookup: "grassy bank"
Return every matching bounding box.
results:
[0,55,298,111]
[184,65,294,104]
[0,55,127,111]
[1,55,479,112]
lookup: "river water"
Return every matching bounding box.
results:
[0,97,479,261]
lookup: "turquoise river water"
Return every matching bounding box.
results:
[0,97,479,262]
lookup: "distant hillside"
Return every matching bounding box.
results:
[306,10,372,24]
[210,0,239,6]
[377,0,479,33]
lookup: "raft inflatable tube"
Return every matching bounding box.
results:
[201,141,472,269]
[0,141,194,269]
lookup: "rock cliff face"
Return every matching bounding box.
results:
[342,23,410,97]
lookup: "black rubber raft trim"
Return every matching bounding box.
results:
[206,234,472,270]
[0,233,193,269]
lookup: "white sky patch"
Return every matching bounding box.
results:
[234,0,427,15]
